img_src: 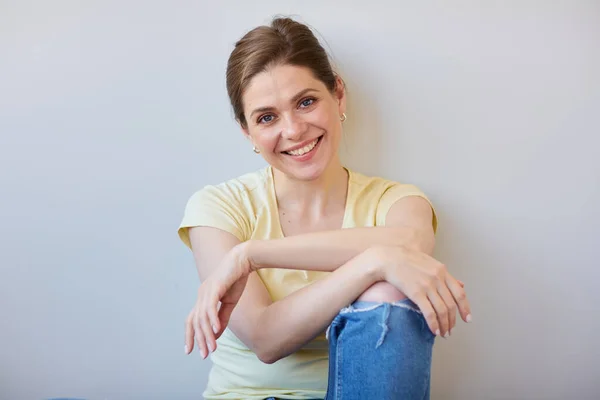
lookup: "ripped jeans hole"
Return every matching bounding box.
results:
[375,303,391,348]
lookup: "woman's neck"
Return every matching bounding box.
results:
[272,160,349,218]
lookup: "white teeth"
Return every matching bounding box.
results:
[286,138,318,156]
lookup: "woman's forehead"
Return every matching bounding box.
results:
[244,65,324,106]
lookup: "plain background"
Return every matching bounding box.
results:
[1,1,599,399]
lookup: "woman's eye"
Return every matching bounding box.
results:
[300,98,314,108]
[258,114,274,124]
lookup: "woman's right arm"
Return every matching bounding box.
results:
[184,226,383,364]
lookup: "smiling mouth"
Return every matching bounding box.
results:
[283,136,323,156]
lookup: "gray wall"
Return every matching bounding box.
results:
[1,1,598,399]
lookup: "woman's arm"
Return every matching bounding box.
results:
[247,196,435,272]
[243,246,383,364]
[184,227,383,363]
[244,226,411,271]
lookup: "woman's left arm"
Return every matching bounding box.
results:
[247,196,435,272]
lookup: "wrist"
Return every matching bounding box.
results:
[238,240,259,272]
[361,246,388,284]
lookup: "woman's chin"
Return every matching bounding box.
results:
[277,159,328,182]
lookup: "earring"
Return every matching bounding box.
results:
[340,113,347,122]
[253,146,260,154]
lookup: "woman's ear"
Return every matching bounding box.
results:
[240,124,250,140]
[335,75,347,115]
[240,124,255,148]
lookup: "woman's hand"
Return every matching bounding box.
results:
[372,245,472,337]
[184,242,251,358]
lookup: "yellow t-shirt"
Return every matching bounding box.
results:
[178,166,436,400]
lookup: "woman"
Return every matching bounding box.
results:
[178,17,471,400]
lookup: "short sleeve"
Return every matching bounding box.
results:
[375,183,438,233]
[177,185,252,249]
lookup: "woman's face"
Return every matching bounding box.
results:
[241,64,346,181]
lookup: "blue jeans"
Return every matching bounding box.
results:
[267,298,435,400]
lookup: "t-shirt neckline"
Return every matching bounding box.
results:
[266,165,353,239]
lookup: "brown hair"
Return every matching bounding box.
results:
[226,17,338,128]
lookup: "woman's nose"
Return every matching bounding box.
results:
[280,114,307,140]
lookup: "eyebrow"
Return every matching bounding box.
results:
[248,88,319,119]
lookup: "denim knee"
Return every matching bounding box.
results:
[325,299,434,400]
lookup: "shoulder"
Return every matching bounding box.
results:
[348,169,424,197]
[347,168,436,228]
[178,167,270,246]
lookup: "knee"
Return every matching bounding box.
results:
[357,281,408,303]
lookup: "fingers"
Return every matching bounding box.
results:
[204,293,221,347]
[187,293,222,359]
[447,275,472,323]
[208,300,221,339]
[436,282,457,335]
[412,293,440,336]
[193,313,209,359]
[427,289,450,337]
[399,248,470,337]
[200,311,217,356]
[185,313,195,354]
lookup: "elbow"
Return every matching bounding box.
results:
[391,226,435,255]
[255,347,282,364]
[257,352,279,365]
[246,312,291,364]
[251,334,287,364]
[246,333,281,364]
[242,314,285,364]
